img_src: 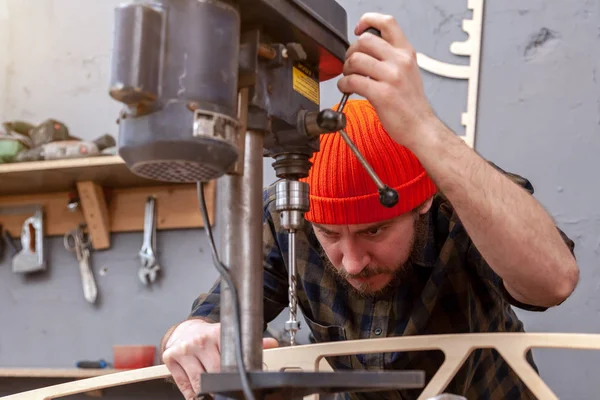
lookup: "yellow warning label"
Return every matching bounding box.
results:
[293,63,319,105]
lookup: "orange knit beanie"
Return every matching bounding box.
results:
[303,99,437,225]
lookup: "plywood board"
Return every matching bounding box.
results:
[3,333,599,400]
[0,369,119,379]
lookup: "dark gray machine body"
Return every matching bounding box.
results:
[110,0,242,182]
[109,0,349,183]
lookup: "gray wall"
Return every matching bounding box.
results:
[1,0,599,399]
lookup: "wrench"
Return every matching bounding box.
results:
[138,196,160,285]
[64,224,97,304]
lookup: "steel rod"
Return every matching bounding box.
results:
[336,95,387,191]
[338,128,385,190]
[219,128,265,382]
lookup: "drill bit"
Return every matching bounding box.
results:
[286,230,299,345]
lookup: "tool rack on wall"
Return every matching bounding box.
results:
[0,155,215,250]
[0,155,215,393]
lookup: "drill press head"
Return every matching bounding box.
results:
[109,0,349,183]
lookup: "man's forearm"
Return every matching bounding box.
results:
[410,118,579,307]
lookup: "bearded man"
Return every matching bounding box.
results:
[160,13,578,400]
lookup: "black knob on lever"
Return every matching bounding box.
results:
[317,109,346,132]
[379,186,399,208]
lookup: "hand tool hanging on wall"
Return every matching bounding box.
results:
[76,359,109,369]
[138,196,160,285]
[0,205,46,274]
[64,224,98,304]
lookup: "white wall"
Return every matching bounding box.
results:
[0,0,122,140]
[0,0,9,121]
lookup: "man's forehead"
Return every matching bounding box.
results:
[312,219,392,234]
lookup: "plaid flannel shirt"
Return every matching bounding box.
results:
[191,163,576,400]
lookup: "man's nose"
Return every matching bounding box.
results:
[341,243,370,276]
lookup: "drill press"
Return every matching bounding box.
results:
[109,0,421,398]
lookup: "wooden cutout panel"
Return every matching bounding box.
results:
[2,333,599,400]
[416,0,484,148]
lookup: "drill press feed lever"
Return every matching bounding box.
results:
[300,27,400,209]
[109,0,420,398]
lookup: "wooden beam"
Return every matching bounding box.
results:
[0,181,215,241]
[0,192,81,238]
[77,182,111,250]
[0,156,159,196]
[108,182,215,233]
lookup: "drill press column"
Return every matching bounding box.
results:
[219,128,265,373]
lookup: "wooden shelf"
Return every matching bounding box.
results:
[0,155,165,196]
[0,155,216,249]
[0,368,121,379]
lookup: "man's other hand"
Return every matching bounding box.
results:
[161,319,279,399]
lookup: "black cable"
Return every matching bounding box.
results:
[196,181,256,400]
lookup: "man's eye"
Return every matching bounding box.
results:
[365,227,382,236]
[321,230,338,238]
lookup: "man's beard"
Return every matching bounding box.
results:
[319,213,428,300]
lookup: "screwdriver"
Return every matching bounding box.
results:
[76,359,109,369]
[335,27,399,208]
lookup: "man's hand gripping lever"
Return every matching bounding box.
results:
[304,28,399,209]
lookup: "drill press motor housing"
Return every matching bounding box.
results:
[110,0,348,184]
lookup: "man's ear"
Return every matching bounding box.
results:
[417,196,434,215]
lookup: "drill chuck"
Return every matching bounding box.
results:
[276,180,310,231]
